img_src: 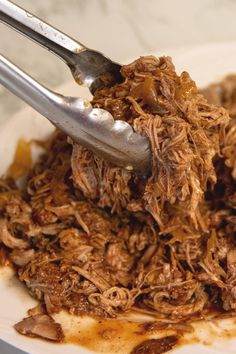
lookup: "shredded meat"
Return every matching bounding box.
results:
[72,56,229,228]
[0,56,235,347]
[14,314,64,342]
[10,249,35,266]
[0,219,28,249]
[201,74,236,179]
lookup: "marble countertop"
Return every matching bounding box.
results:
[1,0,236,353]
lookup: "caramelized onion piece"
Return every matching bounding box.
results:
[131,76,158,108]
[7,139,32,180]
[175,71,197,100]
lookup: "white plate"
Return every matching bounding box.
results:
[1,42,236,354]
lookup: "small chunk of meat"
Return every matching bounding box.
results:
[27,304,46,316]
[10,249,35,266]
[14,314,64,342]
[130,336,178,354]
[0,219,28,249]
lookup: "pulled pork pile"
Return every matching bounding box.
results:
[0,57,235,331]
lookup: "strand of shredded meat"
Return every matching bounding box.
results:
[0,56,235,332]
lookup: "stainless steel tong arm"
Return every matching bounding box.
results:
[0,0,151,173]
[0,0,122,93]
[0,54,151,173]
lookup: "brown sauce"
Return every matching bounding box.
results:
[54,311,236,353]
[64,318,158,353]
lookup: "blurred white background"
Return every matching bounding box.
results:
[1,0,236,353]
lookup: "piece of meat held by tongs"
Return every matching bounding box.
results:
[0,0,151,174]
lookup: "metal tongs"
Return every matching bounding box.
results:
[0,0,151,173]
